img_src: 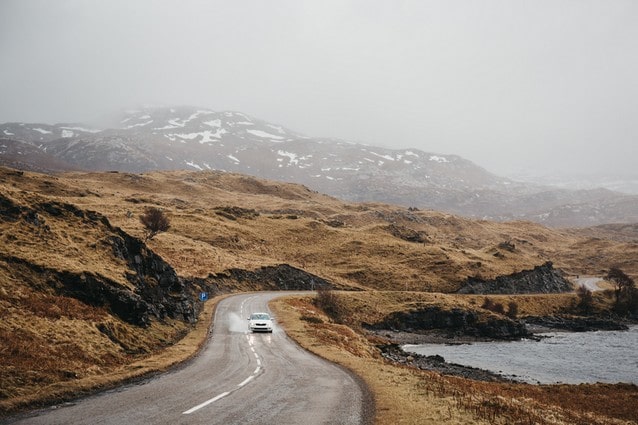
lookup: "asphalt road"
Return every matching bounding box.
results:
[6,292,371,425]
[574,276,604,291]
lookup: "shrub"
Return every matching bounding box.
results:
[606,267,636,315]
[314,287,346,323]
[481,297,505,315]
[576,285,594,314]
[139,207,170,241]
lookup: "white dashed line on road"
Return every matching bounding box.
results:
[182,392,230,415]
[183,302,264,415]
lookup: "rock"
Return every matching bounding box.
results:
[105,231,197,324]
[458,261,572,294]
[367,306,529,340]
[387,224,430,243]
[2,199,199,327]
[524,315,629,332]
[378,343,513,382]
[197,264,335,292]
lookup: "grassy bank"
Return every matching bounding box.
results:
[0,294,224,416]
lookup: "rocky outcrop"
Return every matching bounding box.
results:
[366,306,528,340]
[0,196,198,327]
[524,315,629,332]
[2,193,338,328]
[458,261,572,294]
[106,232,196,324]
[0,255,154,326]
[387,224,430,243]
[195,264,335,292]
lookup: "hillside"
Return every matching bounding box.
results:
[3,106,638,227]
[1,166,637,415]
[4,166,635,288]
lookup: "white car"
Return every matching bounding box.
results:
[248,312,274,333]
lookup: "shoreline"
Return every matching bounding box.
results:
[371,330,520,382]
[373,324,638,386]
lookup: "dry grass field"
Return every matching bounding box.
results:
[1,166,637,422]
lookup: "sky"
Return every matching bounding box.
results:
[1,0,637,179]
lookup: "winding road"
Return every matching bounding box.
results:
[6,292,370,425]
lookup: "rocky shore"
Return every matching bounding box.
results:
[371,313,633,383]
[378,343,516,382]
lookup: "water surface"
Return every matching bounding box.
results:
[404,326,638,384]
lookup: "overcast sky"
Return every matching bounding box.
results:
[1,0,637,178]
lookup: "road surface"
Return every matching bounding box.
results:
[5,292,370,425]
[574,277,604,291]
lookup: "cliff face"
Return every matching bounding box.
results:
[107,232,197,325]
[457,262,573,294]
[0,193,198,327]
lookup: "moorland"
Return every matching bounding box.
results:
[1,166,637,424]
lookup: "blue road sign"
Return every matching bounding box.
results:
[199,292,208,302]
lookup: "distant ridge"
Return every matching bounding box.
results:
[2,105,638,227]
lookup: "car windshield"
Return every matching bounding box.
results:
[250,313,270,320]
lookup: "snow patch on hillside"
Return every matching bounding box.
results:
[185,160,203,170]
[165,130,224,144]
[247,129,285,140]
[204,119,222,128]
[157,110,216,130]
[277,150,299,165]
[125,120,153,129]
[60,126,102,134]
[266,124,286,134]
[369,151,395,161]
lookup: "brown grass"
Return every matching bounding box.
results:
[2,167,637,420]
[0,291,223,415]
[272,294,638,425]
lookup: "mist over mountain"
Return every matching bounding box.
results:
[508,170,638,196]
[2,105,638,227]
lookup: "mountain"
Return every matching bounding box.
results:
[0,137,79,173]
[2,105,638,227]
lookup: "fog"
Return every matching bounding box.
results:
[1,0,637,181]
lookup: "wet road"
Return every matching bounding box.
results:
[5,292,369,425]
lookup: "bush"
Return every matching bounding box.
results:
[314,287,346,323]
[606,268,637,316]
[481,297,505,315]
[139,207,170,241]
[576,285,594,314]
